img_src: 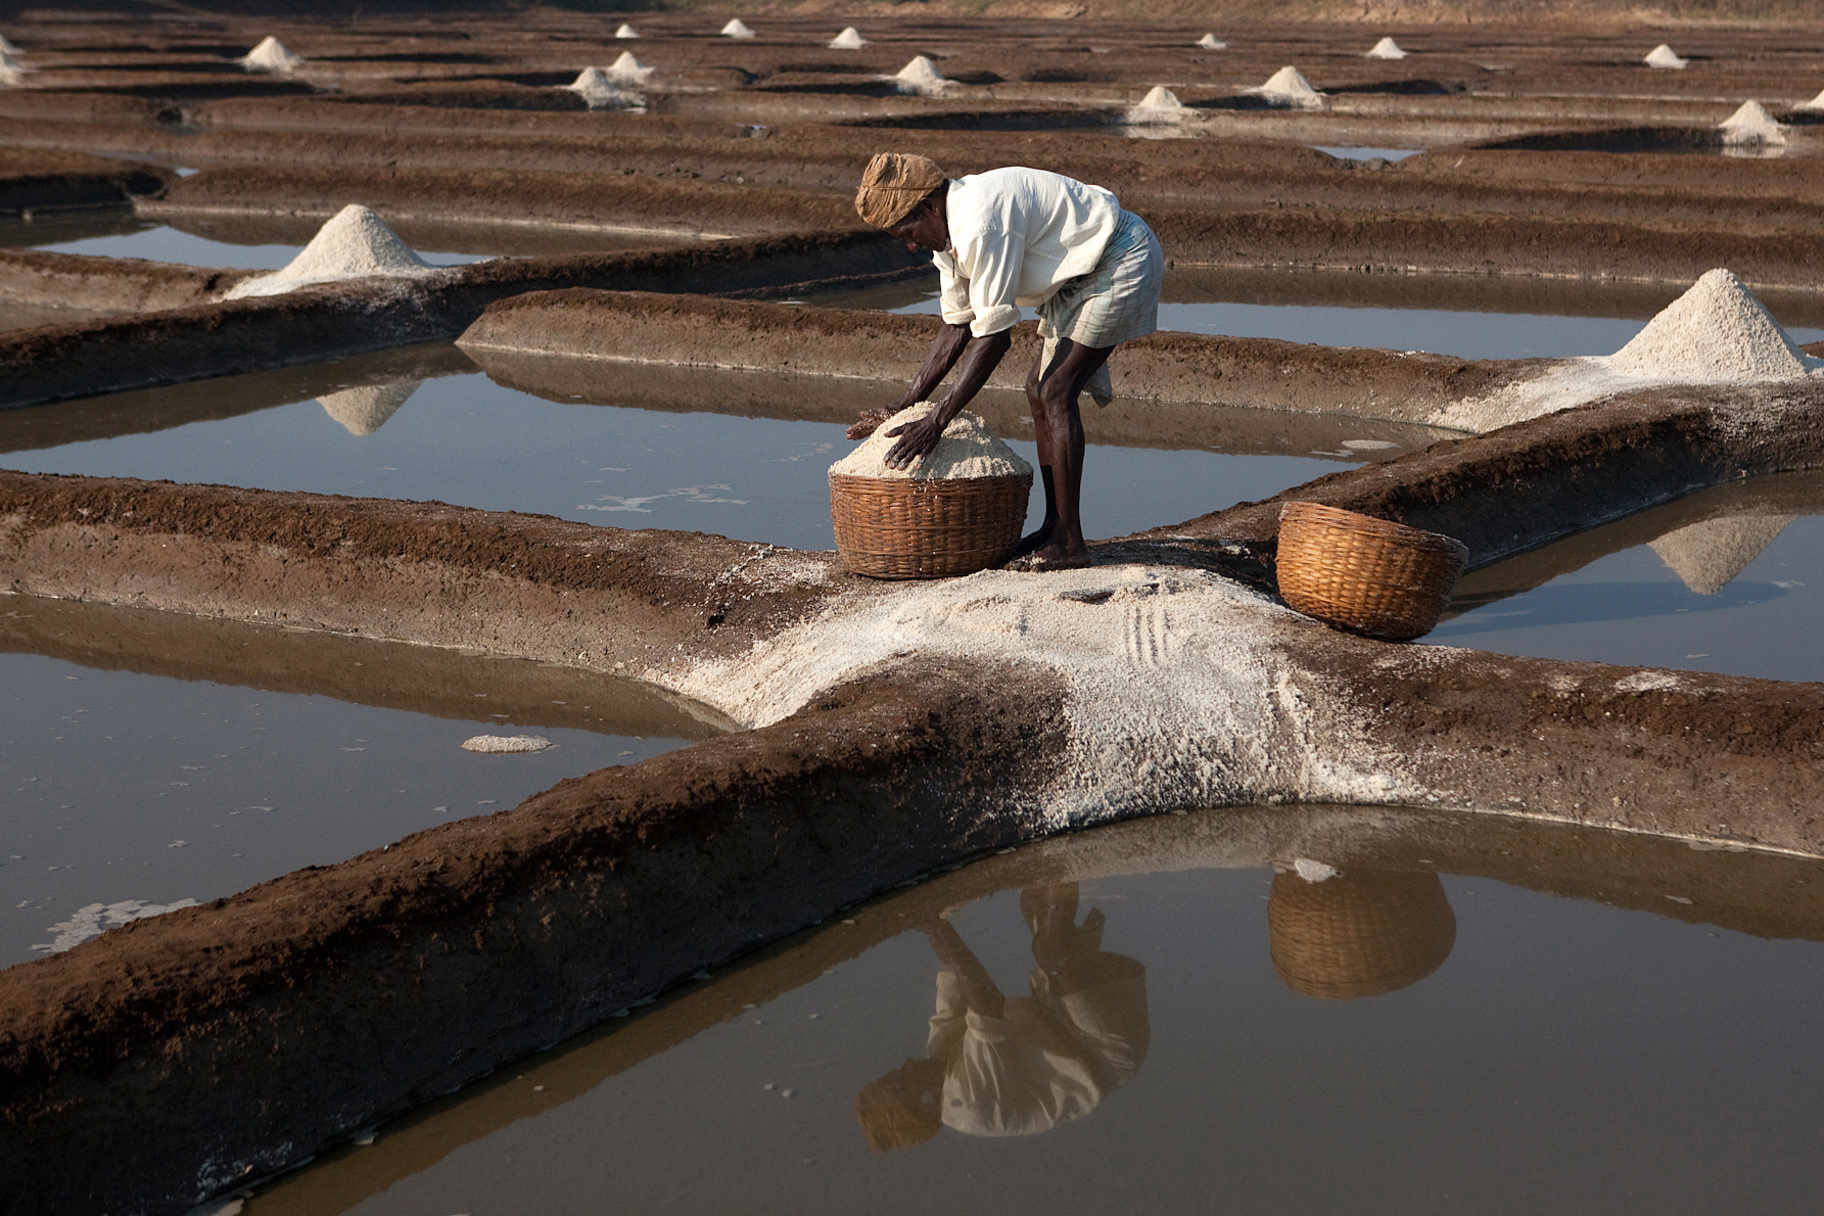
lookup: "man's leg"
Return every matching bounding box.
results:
[1026,337,1114,569]
[1015,343,1059,557]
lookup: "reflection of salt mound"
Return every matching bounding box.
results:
[1801,88,1824,112]
[240,35,302,72]
[606,50,653,85]
[1247,65,1324,108]
[1195,33,1227,50]
[1645,44,1688,69]
[1609,269,1814,381]
[316,379,419,436]
[1718,99,1786,146]
[1127,85,1186,124]
[894,55,950,96]
[614,23,638,39]
[720,18,755,39]
[1366,36,1407,59]
[1649,515,1792,595]
[830,403,1030,481]
[829,26,866,49]
[225,204,432,299]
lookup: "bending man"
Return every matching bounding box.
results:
[850,152,1164,570]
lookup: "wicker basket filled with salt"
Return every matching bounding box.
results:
[830,402,1032,579]
[1275,501,1468,641]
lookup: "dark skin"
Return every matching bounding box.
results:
[848,188,1114,570]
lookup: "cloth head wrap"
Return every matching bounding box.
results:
[853,152,946,228]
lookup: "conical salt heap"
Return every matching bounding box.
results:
[240,35,302,72]
[1718,99,1786,146]
[614,23,638,39]
[224,204,431,300]
[317,380,419,437]
[829,27,866,49]
[1127,85,1186,124]
[1250,65,1324,108]
[1366,36,1407,59]
[0,50,23,85]
[0,33,19,54]
[606,50,652,85]
[1609,268,1813,382]
[894,54,949,95]
[1195,33,1227,50]
[720,18,755,39]
[1649,515,1792,595]
[567,67,637,108]
[1801,87,1824,112]
[1644,43,1687,69]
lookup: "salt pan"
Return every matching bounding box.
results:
[461,734,555,754]
[1644,44,1687,69]
[240,35,301,73]
[829,27,866,50]
[1195,33,1227,50]
[615,23,639,39]
[1366,37,1407,59]
[1247,65,1324,109]
[721,18,755,39]
[224,204,432,300]
[1717,99,1785,146]
[1609,268,1814,381]
[829,402,1030,481]
[893,54,950,96]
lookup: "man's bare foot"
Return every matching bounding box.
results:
[846,408,894,440]
[1026,541,1092,571]
[1011,524,1054,559]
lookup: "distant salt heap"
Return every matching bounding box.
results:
[568,65,642,107]
[317,380,419,436]
[0,33,17,54]
[893,54,951,96]
[240,35,302,73]
[1366,36,1407,59]
[830,403,1030,481]
[1649,516,1792,595]
[0,50,23,85]
[1801,87,1824,111]
[1247,65,1325,109]
[1127,85,1186,124]
[1195,33,1227,50]
[615,23,639,39]
[1644,44,1688,70]
[829,26,867,50]
[1718,99,1786,146]
[605,50,653,86]
[721,18,755,40]
[224,204,432,300]
[1610,269,1817,382]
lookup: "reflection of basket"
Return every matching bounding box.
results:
[830,472,1032,579]
[1275,501,1468,641]
[1267,869,1456,1000]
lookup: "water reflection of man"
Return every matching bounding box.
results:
[855,884,1150,1149]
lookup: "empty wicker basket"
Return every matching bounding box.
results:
[830,471,1032,579]
[1267,869,1457,1000]
[1275,501,1468,641]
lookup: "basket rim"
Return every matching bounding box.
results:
[829,470,1033,487]
[1277,499,1468,556]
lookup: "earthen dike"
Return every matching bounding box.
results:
[4,12,1824,1213]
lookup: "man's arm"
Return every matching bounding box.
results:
[883,328,1013,469]
[846,321,973,440]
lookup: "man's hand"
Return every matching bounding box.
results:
[884,413,948,469]
[845,407,895,440]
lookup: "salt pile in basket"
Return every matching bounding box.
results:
[830,403,1031,481]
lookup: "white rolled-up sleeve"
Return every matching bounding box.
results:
[959,223,1021,337]
[934,251,975,327]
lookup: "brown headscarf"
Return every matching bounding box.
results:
[853,151,946,228]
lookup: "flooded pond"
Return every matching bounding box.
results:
[240,805,1824,1214]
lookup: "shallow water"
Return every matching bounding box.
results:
[1310,143,1424,160]
[34,219,492,269]
[241,806,1824,1215]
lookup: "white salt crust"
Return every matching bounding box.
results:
[829,27,866,49]
[1717,99,1785,146]
[721,18,755,39]
[1247,65,1324,108]
[1645,44,1687,69]
[828,402,1031,480]
[35,898,200,954]
[1366,37,1407,59]
[460,734,555,754]
[893,54,950,95]
[240,35,301,72]
[224,204,433,299]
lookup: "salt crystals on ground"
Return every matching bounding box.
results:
[615,23,639,39]
[1246,65,1324,108]
[317,380,419,435]
[893,55,950,96]
[1365,37,1407,59]
[721,18,755,39]
[1127,85,1186,124]
[460,734,555,754]
[829,402,1031,481]
[1195,33,1227,50]
[224,204,433,299]
[568,66,641,108]
[240,35,302,72]
[1644,44,1688,69]
[1718,99,1785,146]
[829,27,866,49]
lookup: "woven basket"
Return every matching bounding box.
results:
[1267,869,1457,1001]
[1275,501,1468,640]
[830,471,1032,579]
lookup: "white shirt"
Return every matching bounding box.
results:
[933,167,1120,339]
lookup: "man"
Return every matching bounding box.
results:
[849,152,1164,570]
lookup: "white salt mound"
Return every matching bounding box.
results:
[1249,65,1324,108]
[1648,515,1792,595]
[1292,857,1339,883]
[894,54,949,95]
[568,66,640,108]
[721,18,755,39]
[0,50,23,85]
[317,380,418,436]
[1718,99,1785,146]
[225,204,432,300]
[1645,44,1687,69]
[615,23,639,39]
[829,402,1031,481]
[1608,268,1814,381]
[829,27,866,50]
[240,35,301,72]
[606,50,652,85]
[1195,33,1227,50]
[1366,36,1407,59]
[1127,85,1185,124]
[461,734,554,754]
[1801,87,1824,112]
[0,33,17,54]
